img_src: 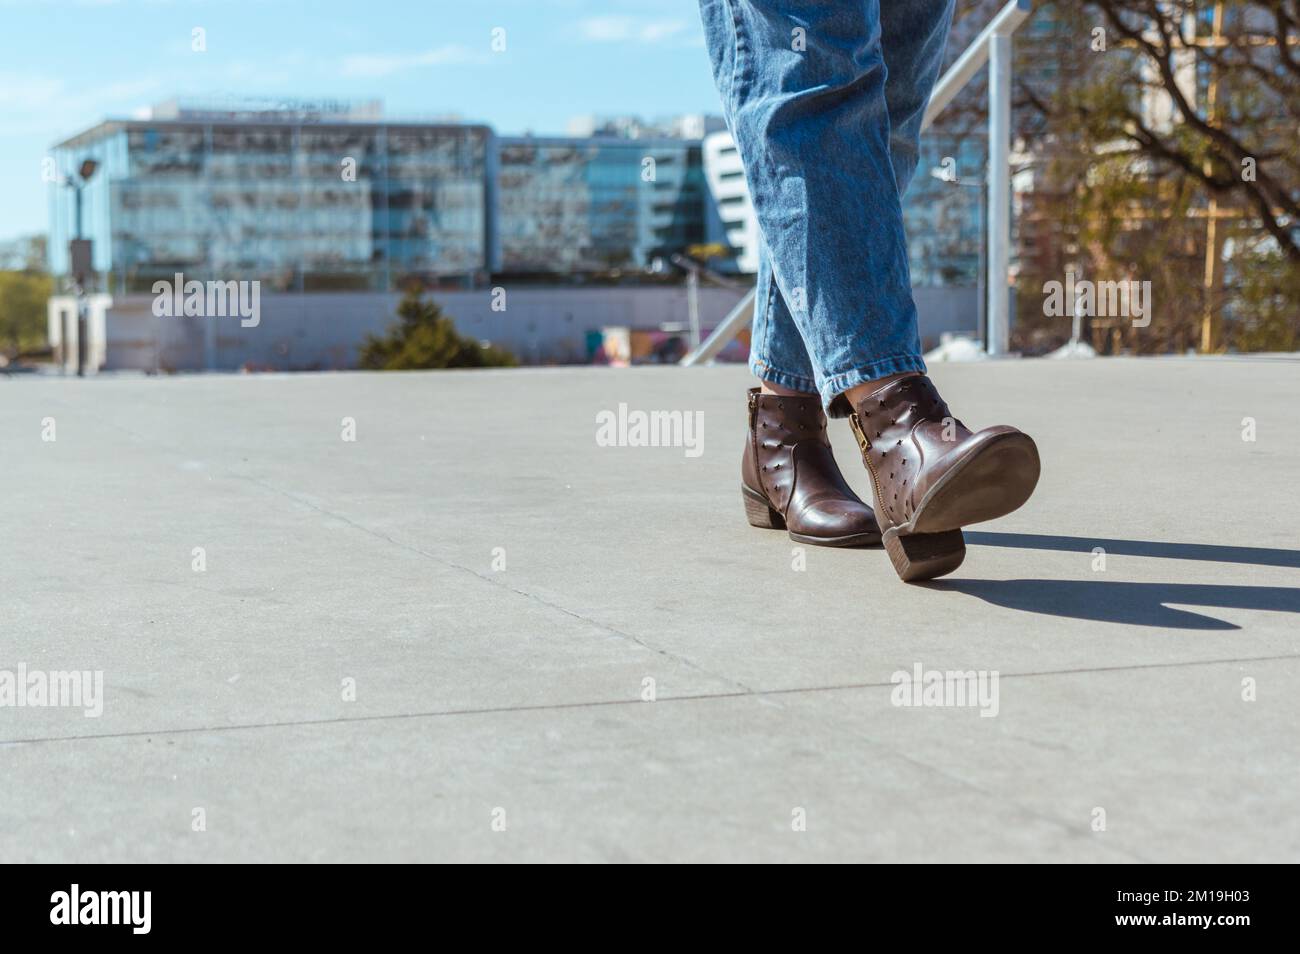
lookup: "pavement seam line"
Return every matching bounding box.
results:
[17,396,759,697]
[5,651,1297,748]
[232,473,760,695]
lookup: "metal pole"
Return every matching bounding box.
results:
[686,268,701,351]
[978,176,988,352]
[922,0,1032,130]
[986,31,1012,356]
[75,184,87,377]
[680,287,755,366]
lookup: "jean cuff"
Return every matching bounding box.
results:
[821,353,928,417]
[748,354,819,395]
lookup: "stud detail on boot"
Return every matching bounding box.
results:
[741,388,880,547]
[847,375,1040,581]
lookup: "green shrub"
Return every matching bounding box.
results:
[0,271,54,357]
[359,287,517,370]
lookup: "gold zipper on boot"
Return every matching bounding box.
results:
[849,413,888,516]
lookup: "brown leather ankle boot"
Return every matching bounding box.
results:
[847,375,1040,581]
[742,388,881,547]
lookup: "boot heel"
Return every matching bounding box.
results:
[883,528,965,582]
[742,485,786,530]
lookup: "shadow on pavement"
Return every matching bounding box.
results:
[923,578,1300,629]
[965,531,1300,569]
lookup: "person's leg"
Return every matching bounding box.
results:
[840,0,954,410]
[700,0,819,399]
[701,0,927,412]
[740,237,880,549]
[827,0,1035,583]
[699,0,1039,579]
[700,0,882,548]
[751,235,818,395]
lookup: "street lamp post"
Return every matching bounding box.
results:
[63,158,99,377]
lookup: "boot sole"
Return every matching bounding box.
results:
[742,485,881,548]
[910,431,1041,535]
[880,432,1039,583]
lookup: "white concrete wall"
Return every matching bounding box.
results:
[97,286,751,372]
[47,295,113,374]
[91,284,978,372]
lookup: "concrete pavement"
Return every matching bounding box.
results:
[3,357,1298,862]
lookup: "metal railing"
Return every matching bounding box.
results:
[681,0,1033,366]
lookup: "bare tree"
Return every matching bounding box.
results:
[992,0,1300,351]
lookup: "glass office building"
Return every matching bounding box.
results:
[48,105,492,293]
[48,103,721,291]
[494,136,709,276]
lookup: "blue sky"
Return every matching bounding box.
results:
[0,0,722,242]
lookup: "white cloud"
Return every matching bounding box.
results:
[576,16,690,44]
[341,44,485,78]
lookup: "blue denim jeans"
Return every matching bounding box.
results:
[698,0,955,413]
